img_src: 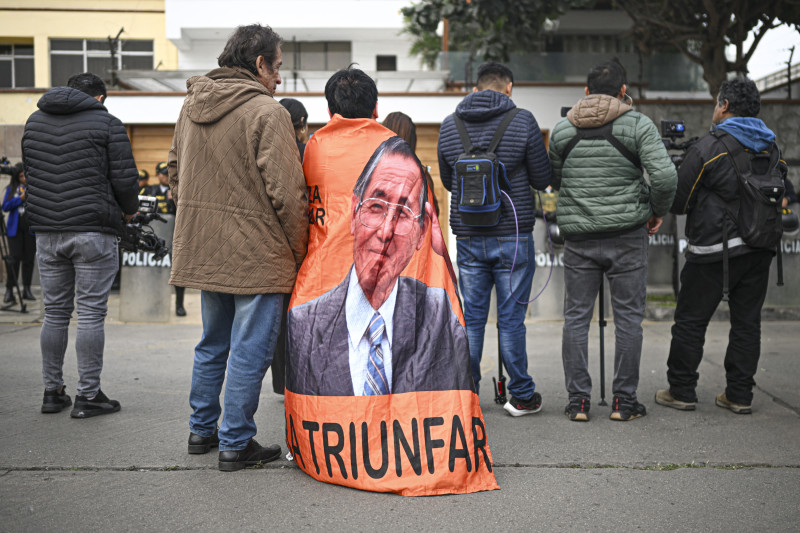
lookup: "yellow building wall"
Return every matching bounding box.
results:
[0,0,178,88]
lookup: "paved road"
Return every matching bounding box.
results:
[1,292,798,531]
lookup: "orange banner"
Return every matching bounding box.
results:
[286,117,497,495]
[285,390,498,496]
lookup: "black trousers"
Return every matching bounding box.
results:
[5,217,36,289]
[667,251,773,405]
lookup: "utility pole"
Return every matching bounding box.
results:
[108,27,124,88]
[787,46,794,99]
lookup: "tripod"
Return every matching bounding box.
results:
[0,215,27,313]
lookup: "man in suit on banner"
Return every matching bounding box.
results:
[288,137,472,396]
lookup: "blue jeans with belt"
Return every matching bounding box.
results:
[456,233,536,401]
[189,291,283,451]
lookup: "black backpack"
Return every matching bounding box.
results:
[453,109,519,227]
[714,131,786,299]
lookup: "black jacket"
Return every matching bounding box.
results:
[671,118,787,264]
[21,87,139,234]
[437,90,552,236]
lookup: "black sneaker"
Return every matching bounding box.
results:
[609,396,646,421]
[218,439,281,472]
[565,397,590,422]
[70,389,121,418]
[188,429,220,454]
[41,387,72,414]
[503,392,543,417]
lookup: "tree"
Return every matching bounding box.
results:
[401,0,591,70]
[616,0,800,97]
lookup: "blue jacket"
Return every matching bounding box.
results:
[437,90,552,236]
[2,185,25,237]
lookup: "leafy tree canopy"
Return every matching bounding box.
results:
[616,0,800,96]
[401,0,592,69]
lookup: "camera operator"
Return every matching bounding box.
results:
[656,77,788,415]
[2,163,36,303]
[22,72,139,418]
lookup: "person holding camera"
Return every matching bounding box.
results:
[549,59,677,422]
[2,162,37,303]
[656,78,788,415]
[22,72,139,418]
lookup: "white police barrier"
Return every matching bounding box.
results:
[119,214,174,322]
[457,211,800,324]
[672,212,799,310]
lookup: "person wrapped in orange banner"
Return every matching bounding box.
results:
[288,136,471,395]
[286,134,498,496]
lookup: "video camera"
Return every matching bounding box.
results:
[118,195,169,260]
[661,120,698,167]
[0,156,17,176]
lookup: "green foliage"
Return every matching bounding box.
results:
[401,0,592,69]
[616,0,800,96]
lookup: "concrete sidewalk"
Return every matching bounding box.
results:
[1,297,798,531]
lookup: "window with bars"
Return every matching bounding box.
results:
[0,43,35,88]
[50,38,154,87]
[282,41,351,71]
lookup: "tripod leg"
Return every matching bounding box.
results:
[493,321,507,404]
[598,274,607,406]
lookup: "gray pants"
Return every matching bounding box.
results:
[561,226,648,403]
[36,232,118,396]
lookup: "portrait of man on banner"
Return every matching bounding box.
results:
[287,137,473,396]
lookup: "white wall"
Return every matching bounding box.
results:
[166,0,415,71]
[166,0,408,37]
[106,86,587,131]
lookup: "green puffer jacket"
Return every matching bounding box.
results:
[548,94,677,236]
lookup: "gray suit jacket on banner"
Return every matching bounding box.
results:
[287,271,473,396]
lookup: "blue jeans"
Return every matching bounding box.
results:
[189,291,282,451]
[456,233,536,400]
[561,226,649,403]
[36,232,118,396]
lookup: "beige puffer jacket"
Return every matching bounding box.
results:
[168,67,308,294]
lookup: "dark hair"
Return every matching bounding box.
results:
[718,77,761,117]
[217,24,282,77]
[476,62,514,91]
[67,72,107,100]
[587,58,627,97]
[353,136,428,228]
[324,66,378,119]
[382,112,417,152]
[279,98,308,129]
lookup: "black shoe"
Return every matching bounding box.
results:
[176,305,186,317]
[4,288,15,304]
[41,387,72,414]
[503,392,543,417]
[23,286,36,301]
[70,389,121,418]
[188,429,220,454]
[609,396,646,421]
[218,439,281,471]
[565,397,590,422]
